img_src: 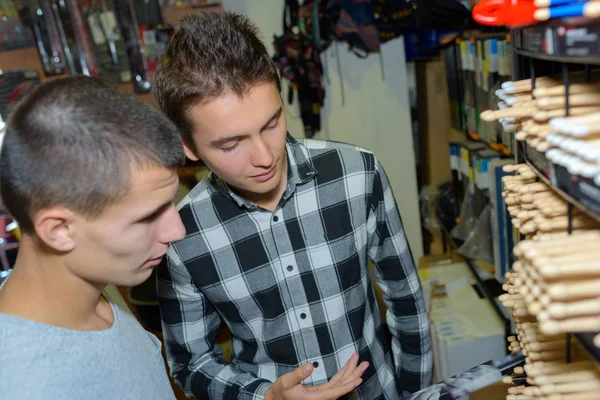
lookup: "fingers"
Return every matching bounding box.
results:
[344,361,369,384]
[318,378,363,399]
[329,353,358,384]
[280,363,314,389]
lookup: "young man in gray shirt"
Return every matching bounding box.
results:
[0,76,187,399]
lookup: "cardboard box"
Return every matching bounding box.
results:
[417,59,453,186]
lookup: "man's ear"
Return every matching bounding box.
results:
[183,141,200,161]
[33,207,77,252]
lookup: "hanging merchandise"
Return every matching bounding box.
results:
[326,0,416,57]
[81,0,132,83]
[0,0,33,51]
[18,0,66,77]
[329,0,380,56]
[112,0,152,93]
[373,0,415,44]
[273,0,326,138]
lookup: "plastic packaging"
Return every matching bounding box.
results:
[457,206,494,264]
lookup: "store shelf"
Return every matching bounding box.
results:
[512,18,600,64]
[522,144,600,364]
[451,127,513,157]
[523,145,600,225]
[575,332,600,364]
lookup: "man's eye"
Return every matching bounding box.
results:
[221,143,239,152]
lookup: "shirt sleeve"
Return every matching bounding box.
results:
[366,157,433,395]
[156,253,273,400]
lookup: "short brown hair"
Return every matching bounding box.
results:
[152,11,281,148]
[0,76,184,233]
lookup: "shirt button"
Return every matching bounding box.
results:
[300,313,307,319]
[273,215,279,222]
[313,361,319,368]
[287,265,293,272]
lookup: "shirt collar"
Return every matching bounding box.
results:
[210,133,318,209]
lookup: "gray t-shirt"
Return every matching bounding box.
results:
[0,283,176,400]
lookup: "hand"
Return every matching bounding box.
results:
[265,353,369,400]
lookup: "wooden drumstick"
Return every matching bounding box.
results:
[538,93,600,110]
[546,298,600,319]
[524,360,593,376]
[503,375,528,385]
[533,251,600,268]
[562,121,600,137]
[517,209,543,221]
[515,131,529,141]
[534,106,600,122]
[520,230,600,249]
[528,301,543,315]
[481,107,539,121]
[521,202,537,211]
[537,141,554,152]
[534,370,600,385]
[508,385,526,395]
[536,130,557,140]
[542,393,600,400]
[541,316,600,334]
[539,380,600,395]
[526,340,567,352]
[502,77,559,93]
[518,182,551,194]
[503,174,533,182]
[536,215,598,232]
[527,349,568,362]
[514,366,525,375]
[546,279,600,301]
[506,395,535,400]
[539,260,600,279]
[503,164,532,173]
[518,191,555,203]
[533,83,600,98]
[510,99,538,109]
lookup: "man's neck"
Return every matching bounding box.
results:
[0,237,112,331]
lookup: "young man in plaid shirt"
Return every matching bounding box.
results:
[153,11,432,400]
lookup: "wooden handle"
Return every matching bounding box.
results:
[538,93,600,109]
[547,279,600,300]
[534,369,600,384]
[540,261,600,279]
[547,298,600,319]
[518,182,551,194]
[533,83,600,97]
[534,106,600,122]
[536,215,598,232]
[524,360,593,376]
[481,107,539,121]
[526,339,567,352]
[543,393,600,400]
[540,379,600,395]
[533,250,600,266]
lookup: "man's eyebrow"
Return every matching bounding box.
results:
[261,107,283,130]
[137,201,171,221]
[209,107,283,147]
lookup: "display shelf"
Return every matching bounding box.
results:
[522,144,600,364]
[512,18,600,64]
[523,144,600,225]
[451,127,513,157]
[575,332,600,365]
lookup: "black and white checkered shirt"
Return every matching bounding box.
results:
[158,134,432,400]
